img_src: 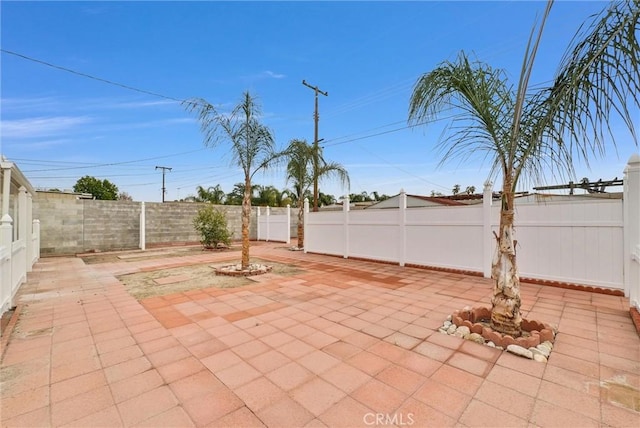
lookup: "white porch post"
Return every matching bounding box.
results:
[483,181,493,279]
[266,206,271,242]
[26,191,34,271]
[623,154,640,310]
[1,163,13,313]
[256,206,261,241]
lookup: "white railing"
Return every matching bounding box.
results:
[257,205,291,244]
[305,155,640,297]
[0,244,10,314]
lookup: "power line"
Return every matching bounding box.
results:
[1,49,185,103]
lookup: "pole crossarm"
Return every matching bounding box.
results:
[155,165,172,202]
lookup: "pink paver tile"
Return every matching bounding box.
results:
[425,331,463,349]
[277,338,316,359]
[542,364,600,397]
[103,356,152,383]
[537,379,602,421]
[291,377,347,416]
[260,331,296,348]
[298,350,341,375]
[117,386,179,427]
[200,349,243,373]
[459,398,528,427]
[188,337,228,358]
[431,364,484,396]
[318,396,374,428]
[95,335,136,355]
[321,362,372,393]
[168,369,225,403]
[600,402,640,428]
[216,361,262,389]
[62,405,123,427]
[137,336,180,354]
[51,355,102,383]
[495,349,546,378]
[234,377,287,412]
[110,369,165,403]
[547,351,600,378]
[397,351,443,377]
[156,356,205,383]
[530,399,599,427]
[346,351,391,376]
[1,385,50,421]
[267,361,314,391]
[323,340,362,360]
[233,339,271,359]
[351,378,408,415]
[301,330,339,348]
[446,351,493,377]
[458,339,502,363]
[99,344,144,368]
[413,378,472,419]
[342,331,379,349]
[51,385,114,427]
[213,406,266,428]
[395,398,456,427]
[413,341,456,362]
[132,406,195,427]
[486,365,542,398]
[248,349,292,373]
[182,389,244,426]
[1,406,51,428]
[383,332,422,350]
[51,370,107,403]
[474,380,535,420]
[257,396,315,428]
[375,364,426,394]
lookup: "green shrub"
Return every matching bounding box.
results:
[193,205,232,249]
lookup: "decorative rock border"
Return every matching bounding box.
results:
[214,263,273,277]
[440,306,557,363]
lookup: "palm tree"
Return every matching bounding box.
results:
[184,91,280,269]
[194,185,226,204]
[409,0,639,336]
[285,139,349,248]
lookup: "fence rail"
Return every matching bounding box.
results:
[257,205,291,244]
[304,155,640,310]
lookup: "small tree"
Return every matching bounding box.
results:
[193,205,232,249]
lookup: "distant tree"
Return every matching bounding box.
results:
[118,192,133,201]
[185,91,281,269]
[226,182,258,206]
[465,185,476,195]
[452,184,461,195]
[254,185,283,207]
[192,185,226,204]
[430,190,444,197]
[73,176,118,200]
[318,192,337,206]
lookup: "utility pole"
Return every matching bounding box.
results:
[155,166,172,202]
[302,79,328,212]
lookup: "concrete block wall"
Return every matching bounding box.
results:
[33,192,299,255]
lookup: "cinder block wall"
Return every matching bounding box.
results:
[34,192,298,255]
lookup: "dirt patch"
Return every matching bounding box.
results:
[79,245,239,265]
[117,258,302,299]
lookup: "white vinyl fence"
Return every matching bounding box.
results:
[304,155,640,310]
[257,205,291,244]
[1,158,39,316]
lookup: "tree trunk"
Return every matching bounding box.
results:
[297,204,304,249]
[490,182,522,337]
[241,176,251,270]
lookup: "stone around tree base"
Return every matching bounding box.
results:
[215,263,273,277]
[439,306,558,363]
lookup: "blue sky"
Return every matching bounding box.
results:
[1,1,637,202]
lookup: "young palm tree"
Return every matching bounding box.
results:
[184,92,279,269]
[409,0,639,336]
[285,139,350,248]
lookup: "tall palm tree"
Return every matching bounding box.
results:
[184,92,280,269]
[285,139,349,248]
[409,0,639,336]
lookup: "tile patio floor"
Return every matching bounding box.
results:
[1,241,639,427]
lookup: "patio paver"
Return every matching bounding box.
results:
[1,241,639,427]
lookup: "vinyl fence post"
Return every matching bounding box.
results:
[483,181,493,279]
[139,202,146,251]
[266,206,271,242]
[257,206,261,241]
[399,189,407,267]
[343,195,350,259]
[624,154,640,310]
[286,204,291,245]
[303,199,309,254]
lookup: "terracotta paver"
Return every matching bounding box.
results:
[1,241,639,427]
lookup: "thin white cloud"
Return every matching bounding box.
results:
[264,70,286,79]
[0,116,92,139]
